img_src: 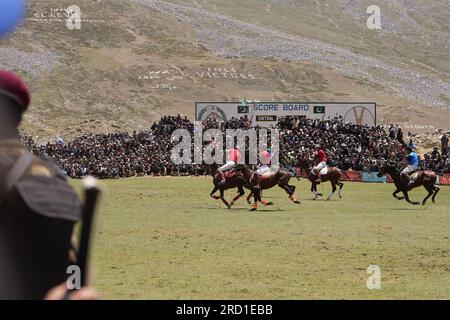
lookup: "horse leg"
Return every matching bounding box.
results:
[314,183,323,197]
[315,182,323,197]
[432,186,440,204]
[289,185,296,194]
[259,192,274,206]
[280,183,297,202]
[257,190,270,206]
[230,186,246,206]
[255,188,263,203]
[327,182,336,200]
[279,183,300,204]
[311,183,319,200]
[220,188,231,209]
[337,182,344,198]
[210,186,221,200]
[250,189,259,211]
[402,189,420,205]
[247,192,253,205]
[393,188,405,200]
[230,192,242,207]
[422,185,434,206]
[287,184,300,204]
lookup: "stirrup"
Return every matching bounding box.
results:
[312,174,321,182]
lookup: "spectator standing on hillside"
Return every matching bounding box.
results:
[441,133,449,153]
[389,125,397,140]
[397,127,404,144]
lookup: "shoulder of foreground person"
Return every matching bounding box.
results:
[0,140,82,222]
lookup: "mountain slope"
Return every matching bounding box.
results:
[0,0,448,141]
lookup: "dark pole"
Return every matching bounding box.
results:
[78,176,101,287]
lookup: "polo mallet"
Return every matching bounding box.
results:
[78,176,101,287]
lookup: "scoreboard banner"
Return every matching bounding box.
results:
[196,102,377,127]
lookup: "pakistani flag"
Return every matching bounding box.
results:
[240,97,249,106]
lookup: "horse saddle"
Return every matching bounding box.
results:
[319,167,328,176]
[409,170,421,182]
[225,171,236,179]
[260,172,275,180]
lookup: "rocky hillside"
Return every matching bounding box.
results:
[0,0,448,143]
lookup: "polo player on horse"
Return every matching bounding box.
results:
[257,148,273,176]
[312,144,327,181]
[400,145,420,187]
[217,146,242,186]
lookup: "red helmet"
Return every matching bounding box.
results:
[0,70,30,110]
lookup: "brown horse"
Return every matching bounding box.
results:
[235,165,300,210]
[309,167,344,200]
[301,161,345,200]
[208,163,247,209]
[297,158,345,200]
[377,161,439,206]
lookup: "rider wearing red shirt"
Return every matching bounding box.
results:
[317,149,327,163]
[229,148,241,163]
[217,147,241,185]
[312,144,327,178]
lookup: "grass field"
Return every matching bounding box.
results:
[72,177,450,300]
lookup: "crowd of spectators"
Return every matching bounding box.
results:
[423,146,449,173]
[21,115,450,179]
[279,117,404,172]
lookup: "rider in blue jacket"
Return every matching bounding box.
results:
[401,146,420,185]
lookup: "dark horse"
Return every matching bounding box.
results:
[377,161,439,206]
[208,163,247,209]
[235,165,301,210]
[298,159,344,200]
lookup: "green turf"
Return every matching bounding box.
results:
[72,177,450,299]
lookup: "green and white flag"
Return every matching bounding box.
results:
[240,97,249,106]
